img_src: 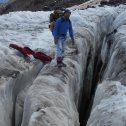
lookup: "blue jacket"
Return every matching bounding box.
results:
[53,17,74,40]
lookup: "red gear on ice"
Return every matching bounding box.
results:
[9,44,52,62]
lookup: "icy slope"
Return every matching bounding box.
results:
[87,10,126,126]
[20,5,126,126]
[0,11,52,126]
[0,4,126,126]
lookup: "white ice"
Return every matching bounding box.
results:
[0,2,126,126]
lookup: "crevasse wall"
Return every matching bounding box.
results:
[0,5,126,126]
[20,6,124,126]
[87,10,126,126]
[0,47,43,126]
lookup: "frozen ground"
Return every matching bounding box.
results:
[0,3,126,126]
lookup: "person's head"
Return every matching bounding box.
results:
[64,9,71,19]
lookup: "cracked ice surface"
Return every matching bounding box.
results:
[0,3,126,126]
[87,7,126,126]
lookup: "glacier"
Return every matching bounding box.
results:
[0,3,126,126]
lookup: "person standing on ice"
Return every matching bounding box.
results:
[53,9,75,67]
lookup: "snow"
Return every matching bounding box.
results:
[0,9,84,126]
[87,81,126,126]
[0,3,126,126]
[87,5,126,126]
[70,0,110,10]
[0,0,8,3]
[0,11,54,51]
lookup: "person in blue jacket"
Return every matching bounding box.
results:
[53,9,75,67]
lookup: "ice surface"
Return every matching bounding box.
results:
[0,3,126,126]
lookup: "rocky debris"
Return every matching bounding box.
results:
[0,0,87,15]
[70,0,126,10]
[100,0,126,6]
[0,0,126,15]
